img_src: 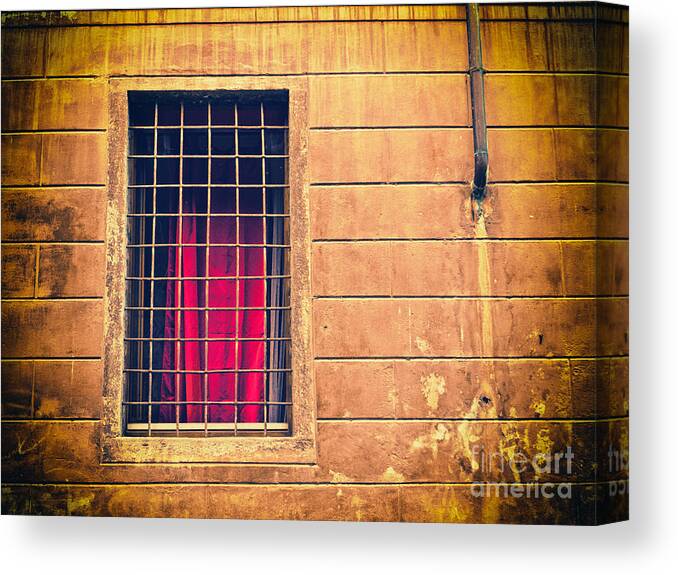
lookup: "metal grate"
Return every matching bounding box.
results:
[124,91,292,436]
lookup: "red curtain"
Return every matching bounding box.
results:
[159,190,265,424]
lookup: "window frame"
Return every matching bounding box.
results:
[101,77,316,464]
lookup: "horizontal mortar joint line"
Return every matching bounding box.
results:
[2,297,104,302]
[488,179,629,185]
[487,126,629,132]
[313,356,628,363]
[310,181,470,186]
[310,126,472,131]
[311,238,630,243]
[484,71,629,78]
[1,184,106,189]
[1,356,102,360]
[1,75,101,81]
[1,241,106,245]
[309,180,629,186]
[2,129,107,135]
[482,70,628,76]
[486,125,628,130]
[0,17,470,30]
[3,418,101,423]
[106,71,472,80]
[314,355,629,361]
[314,294,629,301]
[316,416,629,423]
[308,126,628,131]
[0,480,628,487]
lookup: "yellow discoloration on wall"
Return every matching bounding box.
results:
[474,213,495,359]
[530,399,547,417]
[66,491,95,515]
[350,494,366,521]
[457,383,496,472]
[381,466,406,483]
[499,422,530,482]
[415,336,431,353]
[329,470,353,483]
[533,428,555,479]
[387,387,398,414]
[418,492,469,523]
[420,372,446,412]
[480,494,503,524]
[553,362,574,417]
[410,423,450,458]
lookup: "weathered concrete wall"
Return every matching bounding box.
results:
[1,3,628,524]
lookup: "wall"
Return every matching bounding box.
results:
[1,3,628,524]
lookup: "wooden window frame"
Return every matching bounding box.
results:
[101,77,316,464]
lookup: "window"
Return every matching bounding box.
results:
[102,77,315,463]
[124,91,291,436]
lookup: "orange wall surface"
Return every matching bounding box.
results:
[1,3,628,524]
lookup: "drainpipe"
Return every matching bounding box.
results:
[466,3,489,213]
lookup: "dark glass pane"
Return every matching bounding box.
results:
[125,372,149,423]
[264,129,287,155]
[212,102,235,126]
[157,102,181,126]
[265,187,286,214]
[239,158,262,185]
[239,188,263,214]
[125,341,151,369]
[211,187,236,214]
[130,101,155,126]
[157,129,180,155]
[127,223,153,249]
[126,310,152,339]
[126,247,154,275]
[182,216,207,244]
[129,158,154,184]
[154,246,178,277]
[212,128,235,155]
[263,101,288,126]
[157,158,180,184]
[212,158,236,184]
[265,158,286,184]
[154,216,177,245]
[184,101,208,125]
[183,158,208,184]
[152,277,171,307]
[156,187,179,214]
[129,187,154,214]
[183,129,208,155]
[238,129,262,155]
[129,129,154,155]
[237,102,261,126]
[183,187,208,214]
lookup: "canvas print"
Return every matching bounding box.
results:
[0,2,629,524]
